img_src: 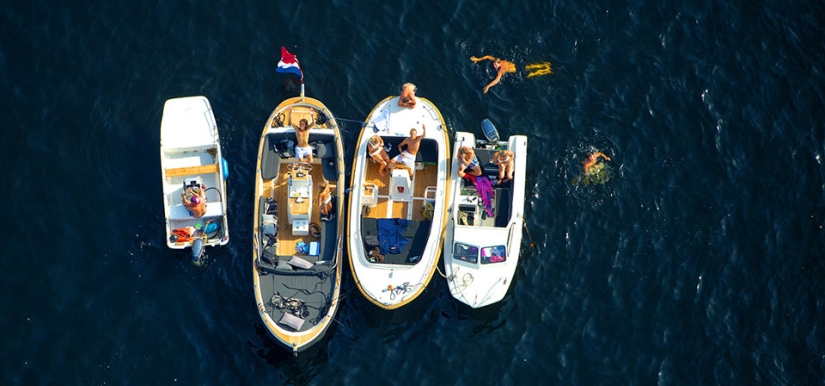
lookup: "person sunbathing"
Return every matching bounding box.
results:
[398,83,417,108]
[367,135,391,177]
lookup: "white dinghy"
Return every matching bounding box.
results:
[160,96,230,264]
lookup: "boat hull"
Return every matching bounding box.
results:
[160,96,230,254]
[252,96,344,353]
[444,130,528,308]
[347,96,451,309]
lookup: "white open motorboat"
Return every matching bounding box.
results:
[444,119,527,308]
[160,96,230,264]
[252,88,344,354]
[347,95,451,309]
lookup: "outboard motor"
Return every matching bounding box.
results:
[191,238,205,266]
[481,118,500,144]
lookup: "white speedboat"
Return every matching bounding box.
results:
[444,119,527,308]
[252,90,344,354]
[347,95,451,309]
[160,96,230,264]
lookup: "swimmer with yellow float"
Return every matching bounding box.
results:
[470,54,553,93]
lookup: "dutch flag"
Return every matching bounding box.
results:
[276,47,302,78]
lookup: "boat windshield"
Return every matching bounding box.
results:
[480,245,506,264]
[454,243,507,265]
[453,243,478,264]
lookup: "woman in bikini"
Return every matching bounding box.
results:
[493,149,514,184]
[318,182,335,221]
[457,146,483,178]
[367,135,391,177]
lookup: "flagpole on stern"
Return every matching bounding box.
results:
[277,46,305,100]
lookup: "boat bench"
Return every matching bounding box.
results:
[262,133,337,181]
[165,163,219,178]
[472,149,500,176]
[169,202,224,220]
[360,218,431,265]
[380,137,439,163]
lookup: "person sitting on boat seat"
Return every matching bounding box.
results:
[493,149,515,184]
[389,124,426,178]
[583,151,611,175]
[368,135,391,177]
[318,182,335,221]
[457,146,483,178]
[291,107,317,163]
[182,185,206,218]
[398,83,417,108]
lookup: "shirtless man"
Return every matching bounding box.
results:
[367,135,391,177]
[583,151,611,175]
[389,124,426,178]
[291,107,316,163]
[318,182,335,220]
[493,149,514,183]
[470,55,517,93]
[457,146,483,178]
[398,83,417,108]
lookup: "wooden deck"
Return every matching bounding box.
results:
[359,155,437,222]
[263,161,333,257]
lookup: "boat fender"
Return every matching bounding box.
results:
[222,158,229,180]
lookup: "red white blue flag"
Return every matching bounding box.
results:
[276,47,302,78]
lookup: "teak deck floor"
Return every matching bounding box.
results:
[263,161,332,257]
[360,156,437,222]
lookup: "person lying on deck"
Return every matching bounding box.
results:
[388,124,426,178]
[398,83,417,108]
[368,135,391,177]
[290,107,316,163]
[457,146,483,178]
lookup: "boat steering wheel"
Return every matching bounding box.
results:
[287,162,313,172]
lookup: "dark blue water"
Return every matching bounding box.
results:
[3,0,825,384]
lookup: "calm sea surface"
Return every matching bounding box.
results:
[3,0,825,384]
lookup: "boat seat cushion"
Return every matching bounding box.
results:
[287,255,313,269]
[278,312,305,330]
[261,135,282,180]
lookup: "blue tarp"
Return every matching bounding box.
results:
[377,218,409,255]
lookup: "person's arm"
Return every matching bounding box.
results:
[471,55,496,63]
[483,69,505,93]
[420,124,426,138]
[307,109,317,129]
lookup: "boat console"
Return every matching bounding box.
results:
[286,163,313,235]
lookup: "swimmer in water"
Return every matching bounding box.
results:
[470,55,517,93]
[572,151,612,186]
